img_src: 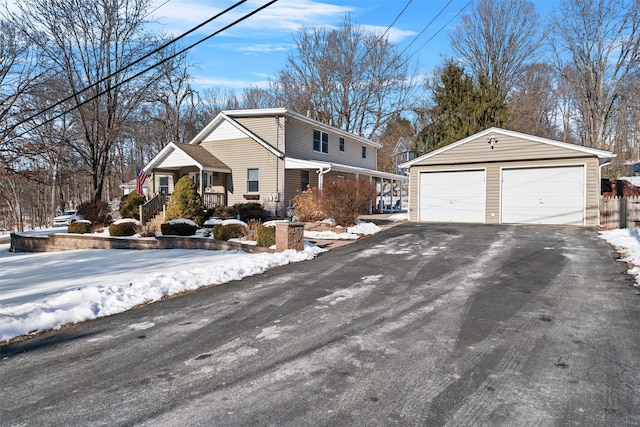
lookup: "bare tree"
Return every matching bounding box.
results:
[0,18,44,173]
[550,0,640,151]
[506,63,560,139]
[9,0,164,203]
[449,0,542,98]
[271,15,416,139]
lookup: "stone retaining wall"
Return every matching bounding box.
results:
[9,233,273,254]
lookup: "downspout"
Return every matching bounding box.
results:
[599,158,614,227]
[317,165,331,190]
[275,115,280,215]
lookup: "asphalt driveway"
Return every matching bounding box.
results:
[2,223,640,426]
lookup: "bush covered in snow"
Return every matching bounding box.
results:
[213,223,245,241]
[161,220,197,236]
[165,176,204,225]
[109,221,139,236]
[68,220,92,234]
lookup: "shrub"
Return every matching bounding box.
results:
[213,203,265,221]
[77,200,111,226]
[109,221,139,237]
[165,176,204,225]
[235,202,265,221]
[68,221,92,234]
[292,187,324,222]
[321,178,376,226]
[160,221,198,236]
[243,219,262,241]
[120,191,144,219]
[213,223,245,241]
[213,205,236,218]
[256,225,276,247]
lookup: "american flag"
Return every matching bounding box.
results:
[135,164,147,196]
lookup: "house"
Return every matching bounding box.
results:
[400,127,615,226]
[143,108,408,217]
[119,179,151,197]
[392,137,414,176]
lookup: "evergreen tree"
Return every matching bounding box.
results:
[165,176,204,225]
[415,63,507,155]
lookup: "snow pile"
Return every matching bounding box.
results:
[304,230,360,240]
[599,228,640,287]
[348,221,381,235]
[388,213,408,222]
[0,243,325,342]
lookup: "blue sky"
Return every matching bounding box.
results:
[149,0,557,92]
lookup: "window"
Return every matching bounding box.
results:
[247,168,259,192]
[362,146,367,159]
[301,170,310,191]
[159,176,169,193]
[339,137,345,152]
[313,129,329,153]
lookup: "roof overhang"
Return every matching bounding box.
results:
[400,127,616,169]
[144,142,231,174]
[285,157,408,182]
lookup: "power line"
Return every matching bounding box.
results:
[376,0,413,43]
[398,0,454,59]
[4,0,249,136]
[405,0,473,62]
[9,0,279,142]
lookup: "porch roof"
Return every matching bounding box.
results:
[284,157,409,182]
[144,142,231,173]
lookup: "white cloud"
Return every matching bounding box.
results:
[361,24,417,44]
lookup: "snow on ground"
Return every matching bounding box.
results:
[599,228,640,288]
[0,240,325,342]
[0,219,390,342]
[304,221,382,240]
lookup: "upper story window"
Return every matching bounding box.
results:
[313,129,329,154]
[362,146,367,159]
[339,137,345,152]
[247,168,259,192]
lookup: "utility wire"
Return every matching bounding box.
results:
[398,0,454,59]
[404,0,473,62]
[8,0,279,142]
[5,0,249,136]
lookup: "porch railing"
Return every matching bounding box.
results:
[203,192,225,210]
[140,192,166,224]
[139,192,225,224]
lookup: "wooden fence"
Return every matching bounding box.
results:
[600,196,640,229]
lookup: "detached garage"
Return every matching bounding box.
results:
[402,128,615,226]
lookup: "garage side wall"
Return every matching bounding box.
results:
[408,157,600,226]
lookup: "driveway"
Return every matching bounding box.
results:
[2,224,639,426]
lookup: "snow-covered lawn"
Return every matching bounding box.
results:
[0,220,391,343]
[599,228,640,288]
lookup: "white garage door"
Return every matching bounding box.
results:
[501,166,585,225]
[419,170,486,222]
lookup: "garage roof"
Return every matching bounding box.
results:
[400,127,615,169]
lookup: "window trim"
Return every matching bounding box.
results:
[313,129,329,154]
[362,145,367,159]
[339,137,345,152]
[247,168,259,193]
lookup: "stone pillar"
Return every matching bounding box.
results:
[276,222,305,252]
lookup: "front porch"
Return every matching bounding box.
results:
[139,142,232,223]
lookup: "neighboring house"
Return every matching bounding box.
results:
[400,127,615,226]
[119,179,151,197]
[143,108,408,217]
[392,137,414,176]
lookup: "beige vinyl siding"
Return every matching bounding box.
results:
[284,169,319,207]
[200,137,285,215]
[284,117,377,169]
[233,116,281,150]
[408,157,600,226]
[424,135,590,165]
